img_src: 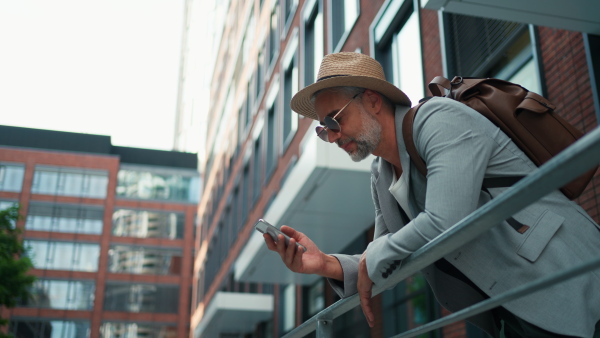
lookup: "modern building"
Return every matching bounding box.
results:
[0,125,200,338]
[181,0,600,337]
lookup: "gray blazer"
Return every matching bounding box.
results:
[329,97,600,337]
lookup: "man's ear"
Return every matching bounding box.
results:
[363,89,383,114]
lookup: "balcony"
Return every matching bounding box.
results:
[194,292,273,338]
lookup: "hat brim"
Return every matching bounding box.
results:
[290,75,412,120]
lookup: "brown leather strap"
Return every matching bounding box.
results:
[402,101,428,177]
[428,76,452,97]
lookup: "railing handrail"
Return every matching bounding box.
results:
[283,126,600,338]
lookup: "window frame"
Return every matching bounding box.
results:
[328,0,360,53]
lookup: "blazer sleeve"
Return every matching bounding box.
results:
[327,158,391,298]
[365,98,500,286]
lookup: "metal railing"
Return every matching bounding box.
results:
[283,126,600,338]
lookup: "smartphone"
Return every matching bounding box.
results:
[254,219,306,252]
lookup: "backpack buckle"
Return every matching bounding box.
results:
[450,76,463,85]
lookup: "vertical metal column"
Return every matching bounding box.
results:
[316,317,333,338]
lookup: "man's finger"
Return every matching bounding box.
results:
[359,292,374,328]
[263,234,276,250]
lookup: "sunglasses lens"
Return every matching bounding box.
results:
[324,117,341,132]
[315,126,329,142]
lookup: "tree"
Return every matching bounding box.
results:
[0,205,36,337]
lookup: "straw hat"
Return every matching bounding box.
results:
[291,52,411,120]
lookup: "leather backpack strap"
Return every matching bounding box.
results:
[428,76,452,97]
[402,101,429,177]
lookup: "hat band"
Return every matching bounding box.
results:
[317,74,350,82]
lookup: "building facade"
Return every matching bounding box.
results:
[182,0,600,337]
[0,126,200,338]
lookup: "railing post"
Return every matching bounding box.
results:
[316,316,333,338]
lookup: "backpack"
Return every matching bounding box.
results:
[402,76,598,200]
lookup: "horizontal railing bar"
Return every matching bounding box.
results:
[391,254,600,337]
[283,127,600,338]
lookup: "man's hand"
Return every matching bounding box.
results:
[263,225,342,280]
[358,251,375,328]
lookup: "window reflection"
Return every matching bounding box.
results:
[116,168,199,203]
[0,201,18,228]
[330,0,359,52]
[9,319,91,338]
[107,245,182,275]
[0,162,25,192]
[25,240,100,272]
[103,283,179,313]
[112,209,184,239]
[20,279,95,310]
[100,322,176,338]
[303,0,323,86]
[31,166,108,198]
[392,12,424,105]
[26,202,104,234]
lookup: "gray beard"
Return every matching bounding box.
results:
[339,108,382,162]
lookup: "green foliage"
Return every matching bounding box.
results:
[0,205,36,335]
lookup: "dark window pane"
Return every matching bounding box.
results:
[103,283,179,313]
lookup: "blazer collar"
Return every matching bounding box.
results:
[395,105,412,177]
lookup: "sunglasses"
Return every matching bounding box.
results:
[315,93,361,142]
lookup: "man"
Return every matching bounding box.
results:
[263,52,600,337]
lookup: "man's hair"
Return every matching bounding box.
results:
[311,86,395,111]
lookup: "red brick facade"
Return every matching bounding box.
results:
[0,147,196,338]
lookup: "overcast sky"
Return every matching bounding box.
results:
[0,0,185,151]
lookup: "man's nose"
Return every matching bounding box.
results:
[327,129,341,143]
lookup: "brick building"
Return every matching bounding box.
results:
[0,126,199,338]
[178,0,600,337]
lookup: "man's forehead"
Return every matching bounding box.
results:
[313,91,347,119]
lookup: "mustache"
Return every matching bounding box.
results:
[337,138,353,147]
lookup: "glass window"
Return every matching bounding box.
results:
[330,0,359,52]
[9,318,91,338]
[487,30,541,94]
[253,135,263,201]
[26,202,104,234]
[0,162,25,192]
[279,284,296,333]
[112,208,184,239]
[303,279,324,320]
[266,102,277,178]
[303,0,323,86]
[32,166,108,198]
[25,240,100,272]
[107,245,182,275]
[283,54,299,147]
[381,273,439,337]
[242,165,250,219]
[20,279,95,310]
[269,2,280,67]
[257,48,265,100]
[373,0,424,105]
[116,166,200,203]
[443,15,541,99]
[103,283,179,314]
[0,200,18,211]
[443,14,528,78]
[284,0,298,29]
[100,322,177,338]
